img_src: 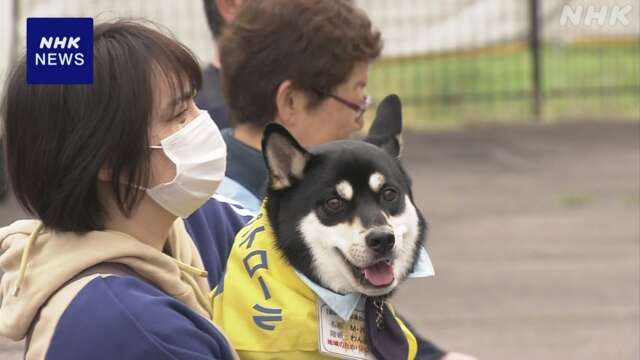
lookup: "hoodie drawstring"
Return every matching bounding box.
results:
[180,270,213,318]
[12,222,44,296]
[169,258,213,318]
[173,260,209,278]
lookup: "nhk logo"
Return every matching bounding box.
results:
[560,5,634,27]
[36,36,85,66]
[27,18,93,84]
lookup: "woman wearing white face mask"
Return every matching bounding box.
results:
[0,21,248,360]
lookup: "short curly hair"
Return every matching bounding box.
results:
[219,0,382,127]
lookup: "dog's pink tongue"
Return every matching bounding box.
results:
[363,262,394,286]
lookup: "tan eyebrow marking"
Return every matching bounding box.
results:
[369,172,385,193]
[336,180,353,201]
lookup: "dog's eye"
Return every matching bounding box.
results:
[382,188,398,202]
[325,197,345,213]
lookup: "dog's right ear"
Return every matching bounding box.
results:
[262,123,311,190]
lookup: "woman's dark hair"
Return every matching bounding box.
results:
[1,20,202,232]
[219,0,382,128]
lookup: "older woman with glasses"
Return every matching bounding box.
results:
[212,0,380,213]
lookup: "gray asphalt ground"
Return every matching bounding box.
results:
[1,121,639,359]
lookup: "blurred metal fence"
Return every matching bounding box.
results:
[362,0,640,126]
[0,0,639,126]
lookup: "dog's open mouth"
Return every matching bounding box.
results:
[336,250,395,288]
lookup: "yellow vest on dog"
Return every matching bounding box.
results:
[211,208,418,359]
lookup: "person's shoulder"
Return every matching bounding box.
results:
[184,196,255,286]
[216,178,262,213]
[204,194,256,219]
[186,195,254,239]
[46,275,234,360]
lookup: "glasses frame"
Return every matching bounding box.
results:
[313,89,372,118]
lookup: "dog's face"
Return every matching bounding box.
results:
[262,95,425,297]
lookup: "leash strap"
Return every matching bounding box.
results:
[364,296,409,360]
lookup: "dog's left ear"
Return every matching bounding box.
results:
[262,123,311,190]
[364,94,403,158]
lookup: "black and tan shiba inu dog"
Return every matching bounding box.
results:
[213,95,434,360]
[263,95,425,298]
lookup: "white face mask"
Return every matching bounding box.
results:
[147,110,226,218]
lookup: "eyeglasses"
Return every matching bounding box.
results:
[314,90,372,118]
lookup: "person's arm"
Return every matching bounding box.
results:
[399,314,478,360]
[441,353,479,360]
[396,314,446,360]
[185,195,255,287]
[45,276,235,359]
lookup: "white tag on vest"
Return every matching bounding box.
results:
[317,300,377,359]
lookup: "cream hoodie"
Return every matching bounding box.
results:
[0,219,237,359]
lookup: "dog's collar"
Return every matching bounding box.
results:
[408,246,436,278]
[295,270,362,321]
[295,246,434,321]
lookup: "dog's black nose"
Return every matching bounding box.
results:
[366,231,395,254]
